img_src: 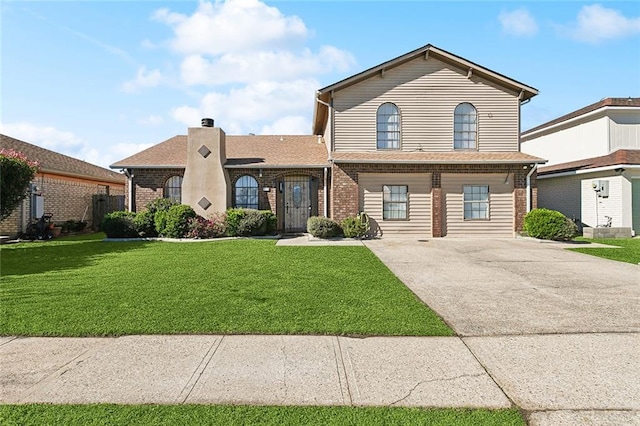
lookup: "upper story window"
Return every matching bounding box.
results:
[454,102,477,149]
[235,175,259,209]
[377,103,401,149]
[164,176,183,203]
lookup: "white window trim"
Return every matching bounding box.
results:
[463,184,489,220]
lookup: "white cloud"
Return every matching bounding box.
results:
[499,8,538,37]
[137,115,165,126]
[180,46,354,86]
[260,116,310,135]
[171,79,317,134]
[122,67,163,92]
[152,0,307,56]
[558,4,640,44]
[0,121,152,169]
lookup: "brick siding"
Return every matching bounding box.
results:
[331,162,536,234]
[131,168,185,212]
[0,173,125,237]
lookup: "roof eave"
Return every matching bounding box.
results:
[109,164,186,170]
[39,167,125,184]
[318,44,538,100]
[224,163,330,169]
[332,158,547,165]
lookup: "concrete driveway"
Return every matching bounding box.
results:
[364,238,640,336]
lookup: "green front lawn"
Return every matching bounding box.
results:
[0,234,451,337]
[569,237,640,264]
[0,405,525,426]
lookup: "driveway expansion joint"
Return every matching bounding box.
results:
[179,336,224,404]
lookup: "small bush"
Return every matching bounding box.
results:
[186,212,228,239]
[101,211,138,238]
[235,209,266,236]
[133,211,157,237]
[146,198,177,215]
[225,208,275,237]
[524,208,578,241]
[159,204,197,238]
[341,213,370,239]
[307,216,342,238]
[261,210,277,235]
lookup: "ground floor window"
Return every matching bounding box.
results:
[463,185,489,219]
[383,185,408,219]
[164,176,183,203]
[235,175,259,209]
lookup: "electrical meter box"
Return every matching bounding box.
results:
[591,180,609,198]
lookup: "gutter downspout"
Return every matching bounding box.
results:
[323,167,328,217]
[526,164,537,212]
[123,169,134,212]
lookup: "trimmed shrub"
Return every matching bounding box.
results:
[524,208,578,241]
[307,216,342,238]
[260,210,277,235]
[341,213,371,239]
[146,198,177,215]
[235,209,266,236]
[225,208,275,237]
[159,204,197,238]
[101,211,138,238]
[133,210,157,237]
[225,208,245,237]
[186,212,228,239]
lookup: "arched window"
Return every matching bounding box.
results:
[235,175,259,209]
[377,103,400,149]
[164,176,183,203]
[454,103,477,149]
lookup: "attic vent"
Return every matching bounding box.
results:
[201,118,214,127]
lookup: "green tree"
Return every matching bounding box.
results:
[0,149,39,220]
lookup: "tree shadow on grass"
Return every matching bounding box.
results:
[0,238,152,277]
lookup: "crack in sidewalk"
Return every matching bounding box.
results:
[388,373,486,406]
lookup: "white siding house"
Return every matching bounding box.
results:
[521,98,640,235]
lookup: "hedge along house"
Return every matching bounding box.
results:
[111,44,545,237]
[0,134,126,237]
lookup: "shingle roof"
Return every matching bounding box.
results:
[522,98,640,136]
[110,134,330,169]
[110,135,187,168]
[538,149,640,175]
[331,151,545,164]
[226,135,328,168]
[1,134,125,184]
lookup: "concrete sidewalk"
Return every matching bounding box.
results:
[2,334,639,425]
[1,335,506,407]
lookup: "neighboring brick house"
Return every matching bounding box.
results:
[521,98,640,236]
[112,44,545,237]
[0,134,126,237]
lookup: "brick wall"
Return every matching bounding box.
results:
[331,162,536,233]
[132,168,185,212]
[227,168,326,229]
[0,173,125,237]
[130,167,327,228]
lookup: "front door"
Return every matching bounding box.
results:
[284,175,311,232]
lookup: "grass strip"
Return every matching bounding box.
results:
[569,237,640,264]
[0,404,525,426]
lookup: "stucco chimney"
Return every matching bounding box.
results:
[181,122,230,217]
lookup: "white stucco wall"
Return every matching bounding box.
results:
[522,115,609,166]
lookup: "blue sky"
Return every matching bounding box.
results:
[2,1,639,168]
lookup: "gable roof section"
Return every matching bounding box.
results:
[313,44,539,135]
[1,134,125,184]
[538,149,640,176]
[110,135,329,169]
[111,135,187,169]
[522,97,640,138]
[331,151,545,164]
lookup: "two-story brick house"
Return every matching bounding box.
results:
[112,44,545,237]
